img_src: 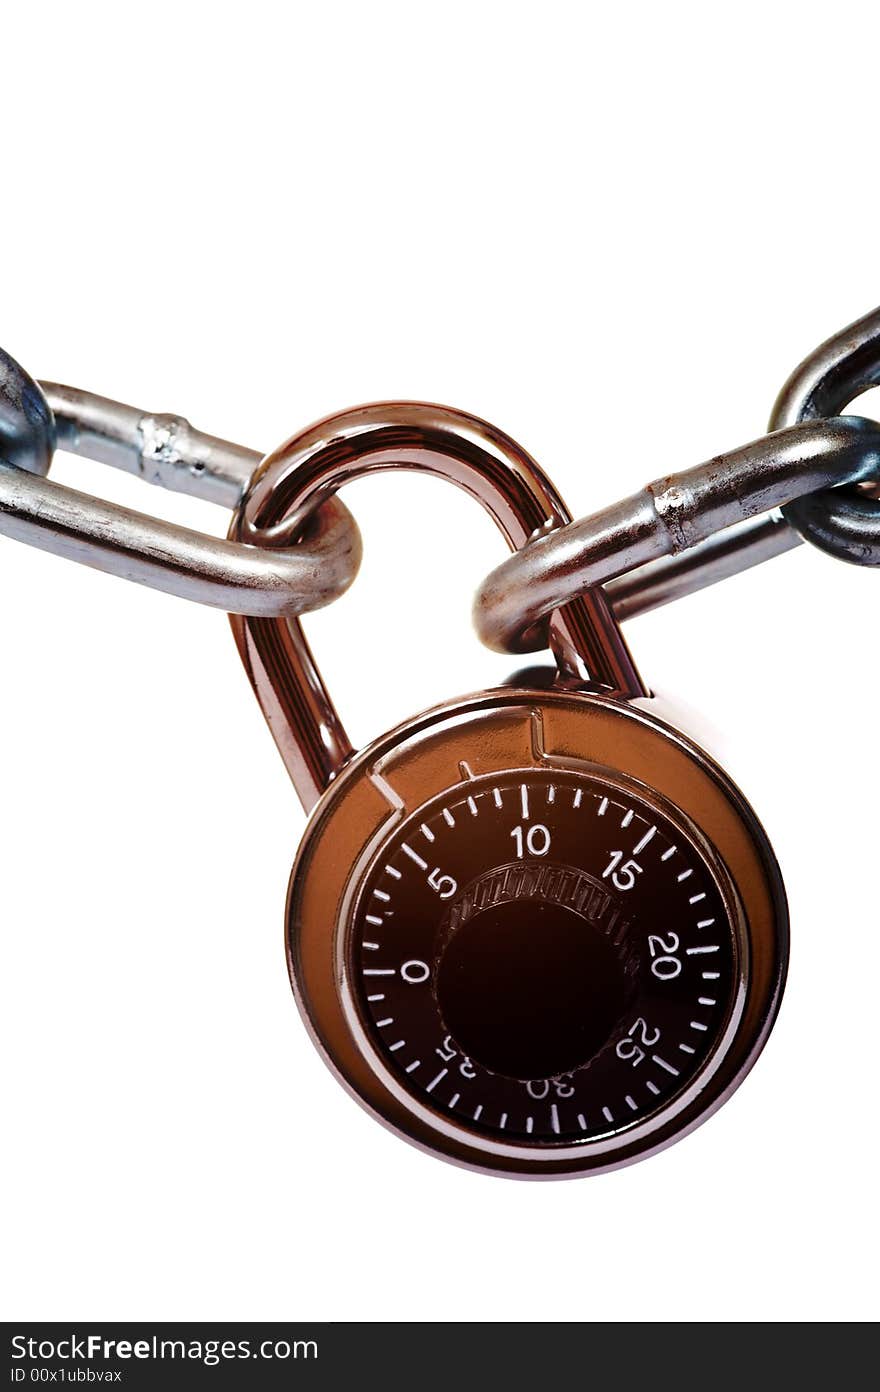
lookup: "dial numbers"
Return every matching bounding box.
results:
[350,770,735,1146]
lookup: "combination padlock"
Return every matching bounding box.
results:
[231,403,787,1179]
[5,308,879,1179]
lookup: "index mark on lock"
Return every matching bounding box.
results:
[528,708,547,764]
[369,771,405,813]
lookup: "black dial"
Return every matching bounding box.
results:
[349,768,737,1145]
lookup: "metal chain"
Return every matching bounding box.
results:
[473,307,880,653]
[3,307,878,643]
[0,348,361,616]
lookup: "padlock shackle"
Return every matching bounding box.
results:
[231,403,645,811]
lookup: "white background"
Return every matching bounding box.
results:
[2,2,877,1323]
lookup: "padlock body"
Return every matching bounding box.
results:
[286,688,787,1178]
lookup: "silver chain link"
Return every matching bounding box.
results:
[473,307,880,653]
[0,349,361,617]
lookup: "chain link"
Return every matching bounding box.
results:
[0,348,361,617]
[473,308,880,653]
[1,347,54,473]
[473,417,880,653]
[772,305,880,563]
